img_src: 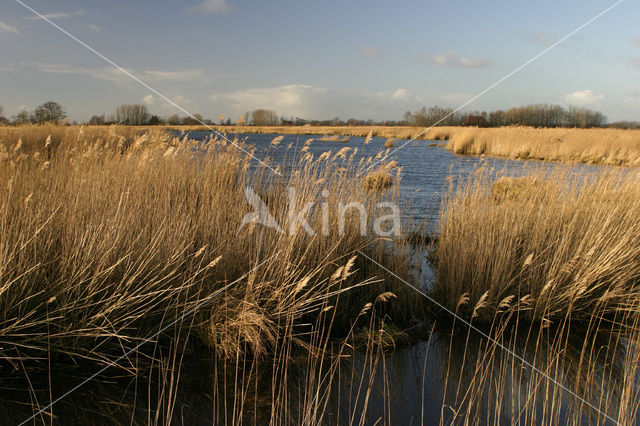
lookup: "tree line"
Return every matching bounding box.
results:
[4,102,68,125]
[403,104,609,128]
[0,102,638,129]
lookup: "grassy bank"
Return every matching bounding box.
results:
[441,126,640,166]
[163,124,430,140]
[168,124,640,167]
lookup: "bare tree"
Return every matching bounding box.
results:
[181,113,204,125]
[250,109,278,126]
[114,104,150,125]
[33,101,66,124]
[166,114,181,125]
[12,110,31,125]
[405,106,465,126]
[89,115,105,125]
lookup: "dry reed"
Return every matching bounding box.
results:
[429,165,640,424]
[440,126,640,166]
[0,125,416,370]
[170,124,640,167]
[433,166,640,323]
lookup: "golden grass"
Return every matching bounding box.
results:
[433,166,640,323]
[362,169,393,192]
[362,161,398,193]
[317,134,350,142]
[429,165,640,424]
[6,124,640,423]
[166,124,428,140]
[490,176,550,203]
[432,310,640,424]
[441,126,640,166]
[167,124,640,167]
[0,124,416,367]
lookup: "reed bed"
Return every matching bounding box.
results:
[0,125,417,371]
[433,166,640,323]
[426,165,640,424]
[167,124,429,140]
[317,134,350,142]
[6,124,640,424]
[423,312,640,425]
[171,124,640,167]
[440,126,640,166]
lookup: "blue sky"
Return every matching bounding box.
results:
[0,0,639,122]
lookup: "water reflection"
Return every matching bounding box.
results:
[2,320,633,424]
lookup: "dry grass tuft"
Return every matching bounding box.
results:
[362,162,398,193]
[318,134,350,142]
[363,169,392,192]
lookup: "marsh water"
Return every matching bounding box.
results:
[1,133,630,425]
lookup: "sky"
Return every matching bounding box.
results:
[0,0,639,122]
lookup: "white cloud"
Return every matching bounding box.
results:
[26,62,132,85]
[565,90,604,105]
[151,94,198,112]
[142,95,155,105]
[391,89,408,100]
[0,21,19,34]
[432,51,492,69]
[141,94,195,113]
[144,69,204,82]
[210,84,471,120]
[210,84,328,117]
[24,10,86,20]
[24,62,208,85]
[186,0,234,14]
[359,46,381,56]
[173,95,195,106]
[633,37,640,48]
[88,24,102,32]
